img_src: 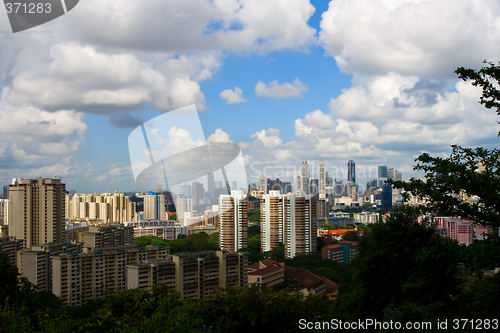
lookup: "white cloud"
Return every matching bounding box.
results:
[251,128,283,148]
[207,129,234,143]
[220,87,247,104]
[319,0,500,77]
[255,78,308,98]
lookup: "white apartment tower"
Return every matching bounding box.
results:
[9,178,65,249]
[219,190,248,252]
[260,190,317,259]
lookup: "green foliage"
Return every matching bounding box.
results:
[335,206,464,321]
[247,209,260,223]
[392,145,500,227]
[456,60,500,135]
[266,243,285,262]
[135,233,220,254]
[248,224,260,237]
[134,235,170,247]
[342,230,361,242]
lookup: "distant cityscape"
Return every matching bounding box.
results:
[0,159,492,306]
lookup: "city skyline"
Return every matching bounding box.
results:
[0,0,499,194]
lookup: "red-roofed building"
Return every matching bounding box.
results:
[284,267,338,298]
[248,259,284,286]
[322,241,358,263]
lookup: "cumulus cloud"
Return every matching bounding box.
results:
[220,87,247,104]
[207,129,234,143]
[319,0,500,77]
[255,78,308,98]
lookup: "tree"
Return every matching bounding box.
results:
[392,145,500,227]
[456,60,500,135]
[335,206,464,321]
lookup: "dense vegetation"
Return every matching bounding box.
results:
[134,232,219,253]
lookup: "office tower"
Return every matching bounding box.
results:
[319,161,326,193]
[294,174,301,194]
[267,178,283,192]
[179,183,191,196]
[9,178,65,249]
[348,160,356,183]
[309,178,318,195]
[3,185,9,199]
[260,190,316,259]
[378,166,388,179]
[281,182,292,193]
[301,161,309,194]
[207,172,215,200]
[348,183,359,201]
[258,175,266,192]
[219,190,248,251]
[175,197,193,223]
[382,185,393,209]
[334,181,344,197]
[232,181,237,191]
[367,179,377,189]
[387,168,394,181]
[143,192,166,220]
[192,181,204,206]
[395,170,402,181]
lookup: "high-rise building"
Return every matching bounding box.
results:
[301,161,309,194]
[192,181,204,206]
[395,170,402,181]
[175,197,193,223]
[387,168,394,181]
[319,161,326,193]
[219,190,248,252]
[232,181,237,191]
[207,172,215,200]
[9,178,65,249]
[143,192,166,220]
[179,183,191,196]
[260,190,316,259]
[3,185,9,199]
[258,175,266,192]
[348,160,356,183]
[378,166,388,179]
[382,185,392,209]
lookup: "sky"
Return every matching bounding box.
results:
[0,0,500,194]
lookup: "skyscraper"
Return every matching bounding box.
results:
[144,192,166,220]
[319,161,326,193]
[301,161,309,194]
[207,172,214,200]
[9,178,65,249]
[387,168,394,181]
[348,160,356,183]
[378,166,388,179]
[395,170,402,181]
[219,190,248,252]
[258,175,266,192]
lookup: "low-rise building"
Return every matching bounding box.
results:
[248,259,284,287]
[124,220,189,240]
[322,241,359,264]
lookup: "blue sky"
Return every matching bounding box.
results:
[0,0,499,193]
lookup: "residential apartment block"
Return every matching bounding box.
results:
[127,251,248,300]
[261,190,317,259]
[219,190,248,252]
[9,178,65,249]
[66,192,137,224]
[322,241,359,264]
[52,245,170,307]
[0,236,23,265]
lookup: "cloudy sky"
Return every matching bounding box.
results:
[1,0,499,193]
